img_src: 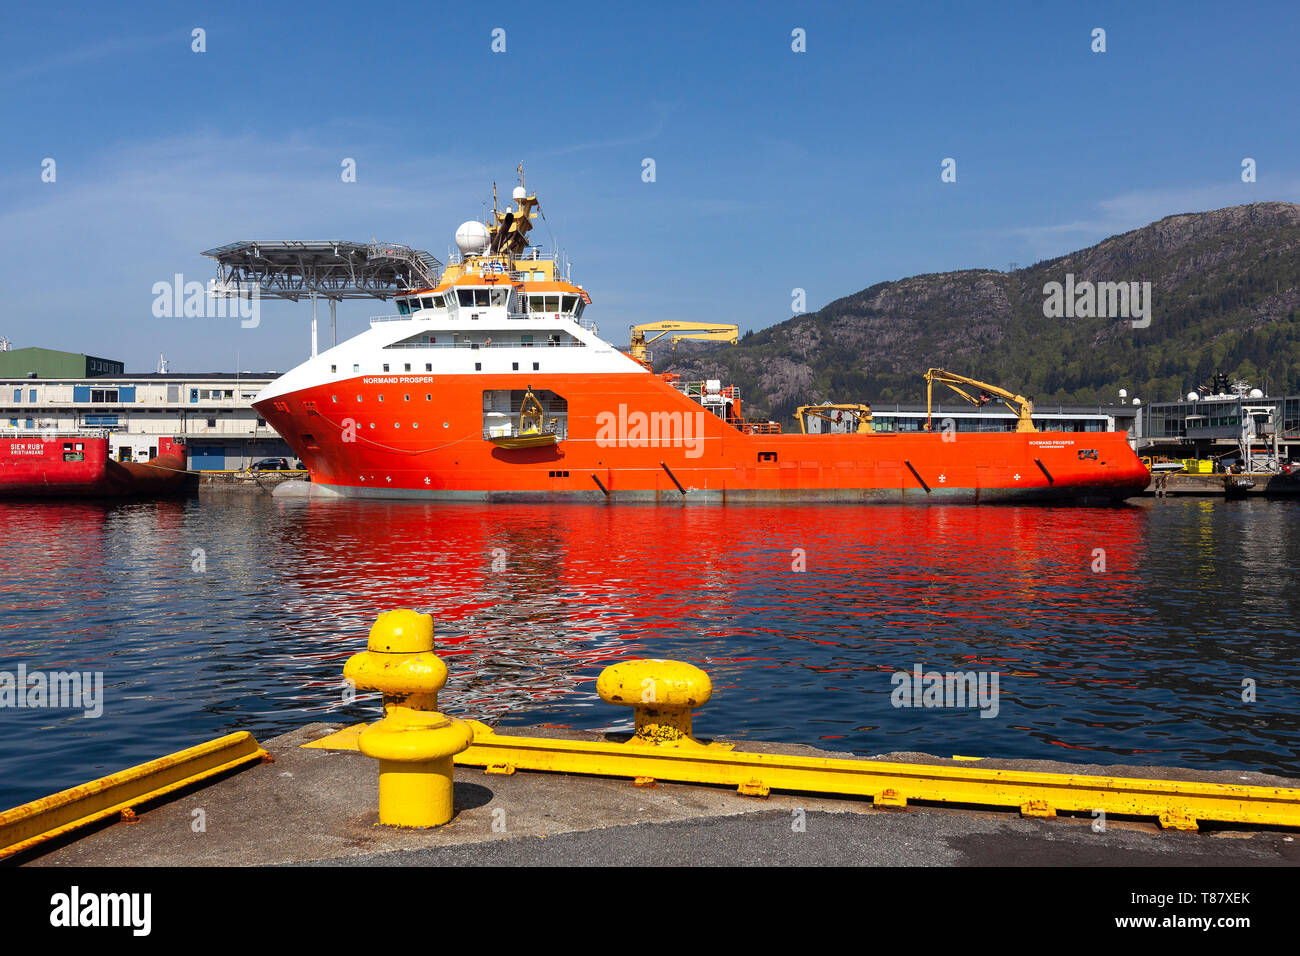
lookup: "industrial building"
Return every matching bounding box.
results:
[1141,392,1299,468]
[0,346,293,470]
[0,346,124,379]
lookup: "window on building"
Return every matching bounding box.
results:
[28,389,36,402]
[206,418,216,428]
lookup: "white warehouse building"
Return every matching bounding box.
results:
[0,348,294,469]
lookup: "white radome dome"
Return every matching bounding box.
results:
[512,186,526,201]
[1187,391,1199,401]
[1249,388,1264,398]
[1132,398,1141,405]
[455,220,490,256]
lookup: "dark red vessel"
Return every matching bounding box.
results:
[0,435,194,499]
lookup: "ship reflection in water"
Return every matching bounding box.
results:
[2,496,1299,808]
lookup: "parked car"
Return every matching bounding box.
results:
[250,458,292,472]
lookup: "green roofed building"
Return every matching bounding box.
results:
[0,347,124,379]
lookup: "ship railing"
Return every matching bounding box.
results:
[481,424,568,441]
[0,427,112,439]
[674,381,741,402]
[372,311,592,326]
[742,422,782,435]
[383,341,586,350]
[447,249,559,267]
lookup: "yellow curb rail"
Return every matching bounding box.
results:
[0,731,268,860]
[308,717,1300,829]
[305,655,1300,832]
[451,720,1300,830]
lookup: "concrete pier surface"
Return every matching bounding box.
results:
[22,724,1300,867]
[1143,472,1300,497]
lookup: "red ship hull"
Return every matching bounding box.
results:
[0,436,194,499]
[255,372,1151,504]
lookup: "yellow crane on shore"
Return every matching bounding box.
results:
[629,322,739,364]
[924,368,1037,433]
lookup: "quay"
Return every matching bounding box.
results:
[4,611,1298,868]
[10,724,1299,867]
[1143,472,1300,498]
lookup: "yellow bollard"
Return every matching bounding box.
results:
[596,659,712,747]
[343,610,472,827]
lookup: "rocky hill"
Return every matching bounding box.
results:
[660,202,1300,418]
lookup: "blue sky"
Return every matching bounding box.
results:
[1,0,1297,373]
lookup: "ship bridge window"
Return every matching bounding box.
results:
[397,299,411,315]
[432,295,445,309]
[421,297,434,310]
[529,295,562,314]
[562,294,578,313]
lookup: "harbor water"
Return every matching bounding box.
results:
[1,495,1298,809]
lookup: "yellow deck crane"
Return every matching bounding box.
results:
[793,403,874,434]
[629,322,739,364]
[924,368,1037,433]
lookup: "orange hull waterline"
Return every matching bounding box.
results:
[253,178,1151,505]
